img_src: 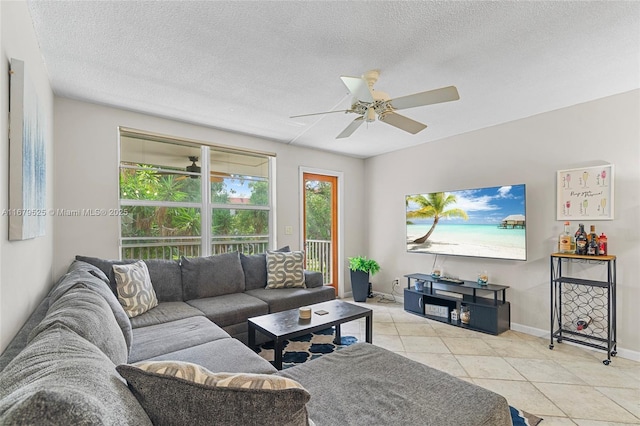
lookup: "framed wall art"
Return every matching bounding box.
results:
[557,164,614,221]
[9,58,46,240]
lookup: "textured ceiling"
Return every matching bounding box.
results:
[27,1,640,158]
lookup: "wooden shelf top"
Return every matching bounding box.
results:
[551,252,616,261]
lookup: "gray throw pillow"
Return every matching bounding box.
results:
[117,361,310,426]
[181,252,245,300]
[113,260,159,318]
[266,251,306,289]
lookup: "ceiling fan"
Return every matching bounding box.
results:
[291,70,460,139]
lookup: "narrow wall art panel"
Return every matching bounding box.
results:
[9,58,46,240]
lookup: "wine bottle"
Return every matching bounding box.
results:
[575,224,588,255]
[558,221,574,253]
[576,316,592,331]
[587,225,599,256]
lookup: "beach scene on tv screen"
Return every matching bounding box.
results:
[406,184,526,261]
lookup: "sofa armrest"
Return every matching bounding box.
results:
[304,271,323,288]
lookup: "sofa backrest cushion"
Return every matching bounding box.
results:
[240,253,268,291]
[75,256,182,302]
[0,324,152,426]
[75,255,135,294]
[117,360,309,426]
[56,261,134,355]
[181,252,245,300]
[29,284,128,365]
[143,259,183,302]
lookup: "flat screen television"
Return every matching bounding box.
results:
[406,184,527,261]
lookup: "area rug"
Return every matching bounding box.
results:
[257,327,357,370]
[258,328,542,425]
[510,406,543,425]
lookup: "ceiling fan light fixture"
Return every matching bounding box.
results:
[186,156,201,177]
[366,107,376,122]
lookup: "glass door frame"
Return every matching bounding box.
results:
[299,167,344,297]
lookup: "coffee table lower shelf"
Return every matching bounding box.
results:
[248,300,372,370]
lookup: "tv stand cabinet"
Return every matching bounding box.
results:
[404,273,510,335]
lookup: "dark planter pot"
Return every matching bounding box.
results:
[350,270,370,302]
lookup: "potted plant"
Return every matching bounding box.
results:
[348,256,381,302]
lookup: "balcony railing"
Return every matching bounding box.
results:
[121,236,332,285]
[305,239,332,284]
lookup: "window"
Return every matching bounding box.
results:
[119,129,274,260]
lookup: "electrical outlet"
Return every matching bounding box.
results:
[284,226,293,235]
[394,277,401,285]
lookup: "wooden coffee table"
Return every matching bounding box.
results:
[248,300,373,370]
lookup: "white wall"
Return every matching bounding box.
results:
[53,97,366,290]
[0,1,55,353]
[365,90,640,356]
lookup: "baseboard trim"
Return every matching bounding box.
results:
[340,294,639,362]
[511,322,640,362]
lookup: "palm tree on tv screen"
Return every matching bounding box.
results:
[407,192,469,244]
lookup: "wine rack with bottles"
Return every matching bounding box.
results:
[549,253,617,365]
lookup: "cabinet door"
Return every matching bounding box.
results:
[404,290,424,315]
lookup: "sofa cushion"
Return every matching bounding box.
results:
[279,343,512,426]
[129,316,230,363]
[55,261,134,355]
[0,324,151,426]
[29,284,128,365]
[142,338,277,375]
[75,255,135,294]
[240,253,268,291]
[186,293,269,327]
[266,251,306,289]
[113,260,159,318]
[143,259,183,302]
[181,252,245,300]
[76,256,183,302]
[117,361,309,426]
[304,271,324,289]
[245,286,336,313]
[130,301,204,329]
[0,296,50,373]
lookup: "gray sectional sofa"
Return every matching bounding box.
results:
[0,252,512,425]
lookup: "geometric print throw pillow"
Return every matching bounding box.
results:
[112,260,158,318]
[123,360,307,390]
[116,361,311,426]
[265,251,306,289]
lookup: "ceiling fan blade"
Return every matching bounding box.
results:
[340,76,374,103]
[336,117,365,139]
[379,112,427,134]
[389,86,459,111]
[290,109,351,119]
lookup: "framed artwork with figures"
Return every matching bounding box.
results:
[557,164,614,220]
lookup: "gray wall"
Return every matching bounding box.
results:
[0,1,55,353]
[365,90,640,356]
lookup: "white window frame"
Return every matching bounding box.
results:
[118,127,276,259]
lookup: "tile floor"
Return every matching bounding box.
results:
[340,296,640,425]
